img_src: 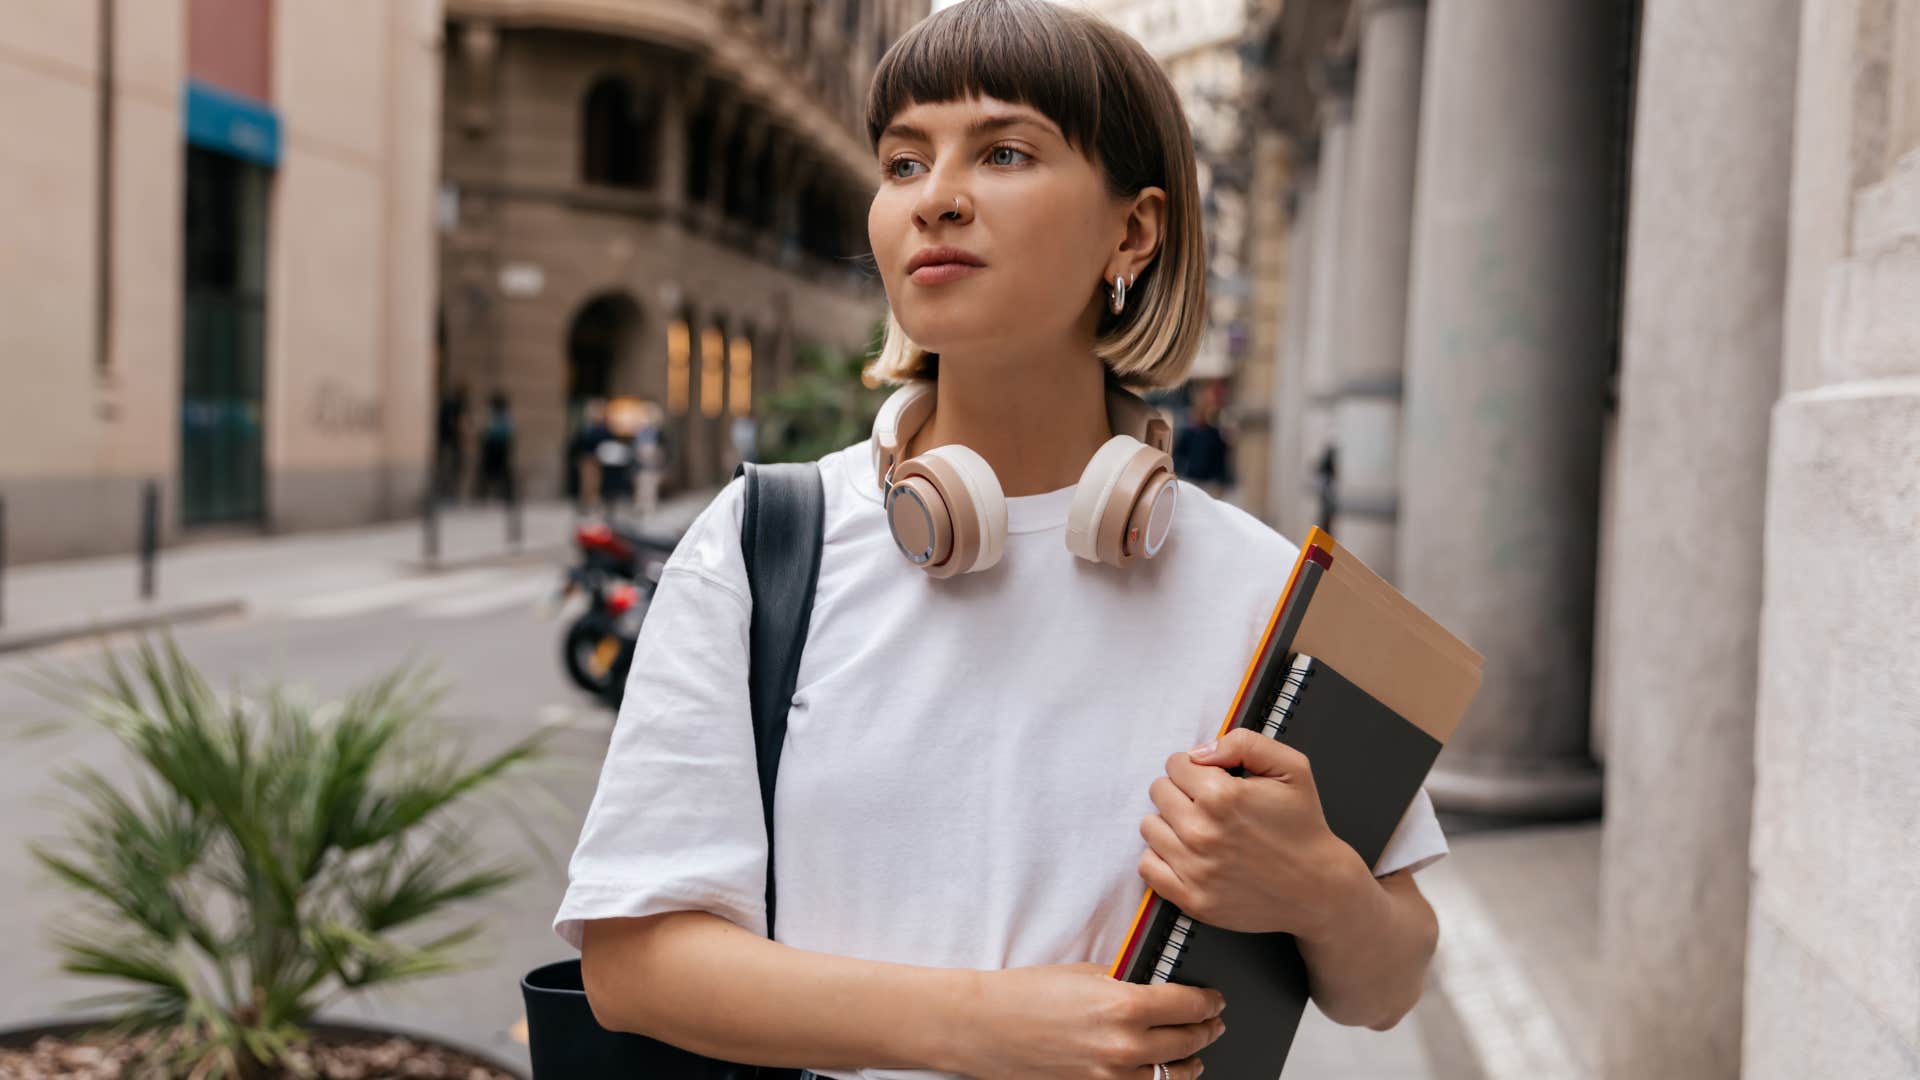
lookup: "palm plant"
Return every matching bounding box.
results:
[757,328,891,465]
[28,639,546,1079]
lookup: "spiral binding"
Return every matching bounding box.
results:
[1259,659,1313,741]
[1146,655,1314,986]
[1149,914,1195,985]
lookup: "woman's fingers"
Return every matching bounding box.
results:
[1140,810,1197,866]
[1139,1016,1227,1067]
[1147,777,1207,843]
[1134,1051,1208,1079]
[1136,980,1225,1027]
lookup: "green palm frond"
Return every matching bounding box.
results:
[27,635,548,1078]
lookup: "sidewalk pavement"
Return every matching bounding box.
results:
[0,492,718,655]
[1283,817,1601,1079]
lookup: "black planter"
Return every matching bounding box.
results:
[520,958,764,1079]
[0,1015,528,1078]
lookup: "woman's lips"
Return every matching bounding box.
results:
[909,262,984,285]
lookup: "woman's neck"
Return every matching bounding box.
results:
[905,336,1114,497]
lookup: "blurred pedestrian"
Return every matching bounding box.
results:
[634,402,668,516]
[473,391,516,503]
[1172,381,1233,498]
[1314,444,1338,529]
[597,396,642,517]
[434,385,468,501]
[729,412,759,471]
[569,397,611,513]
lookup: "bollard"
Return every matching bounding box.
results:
[507,470,523,551]
[0,494,7,629]
[422,489,441,566]
[139,480,159,601]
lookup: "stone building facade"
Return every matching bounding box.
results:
[438,0,923,497]
[1252,0,1918,1076]
[0,0,442,564]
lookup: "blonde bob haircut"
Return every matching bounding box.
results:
[863,0,1207,391]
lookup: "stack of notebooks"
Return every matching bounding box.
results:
[1107,527,1484,1078]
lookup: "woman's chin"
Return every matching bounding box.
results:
[893,316,991,358]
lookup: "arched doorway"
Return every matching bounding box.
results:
[567,293,641,403]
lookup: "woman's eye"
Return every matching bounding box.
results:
[887,157,927,179]
[988,146,1032,167]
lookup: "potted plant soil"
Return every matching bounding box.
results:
[6,640,546,1079]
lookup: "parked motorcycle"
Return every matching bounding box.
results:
[553,521,676,708]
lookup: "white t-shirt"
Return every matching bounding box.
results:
[555,441,1447,1079]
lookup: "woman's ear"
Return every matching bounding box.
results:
[1110,185,1168,282]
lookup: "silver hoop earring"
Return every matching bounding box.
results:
[1108,273,1128,315]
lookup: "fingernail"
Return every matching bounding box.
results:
[1214,1019,1227,1038]
[1197,1063,1206,1076]
[1190,739,1216,757]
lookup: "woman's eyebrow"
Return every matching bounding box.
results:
[879,112,1060,145]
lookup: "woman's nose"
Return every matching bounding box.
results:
[912,189,973,229]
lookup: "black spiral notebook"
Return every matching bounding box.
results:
[1108,529,1482,1078]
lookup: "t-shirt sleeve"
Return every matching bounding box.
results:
[1370,786,1448,877]
[553,479,770,949]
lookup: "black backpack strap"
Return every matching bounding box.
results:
[736,461,825,941]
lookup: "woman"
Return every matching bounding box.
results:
[556,2,1446,1077]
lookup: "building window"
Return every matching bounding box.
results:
[581,78,650,188]
[723,128,752,220]
[728,334,753,416]
[667,319,692,415]
[687,106,716,204]
[700,325,727,418]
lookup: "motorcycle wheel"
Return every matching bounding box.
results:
[563,614,620,697]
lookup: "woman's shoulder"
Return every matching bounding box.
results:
[658,474,749,602]
[1170,482,1301,568]
[667,444,871,589]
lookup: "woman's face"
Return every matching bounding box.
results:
[869,95,1124,357]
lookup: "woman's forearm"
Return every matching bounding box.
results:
[581,911,980,1072]
[1296,869,1438,1030]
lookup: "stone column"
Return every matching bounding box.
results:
[1269,144,1317,542]
[1595,0,1799,1073]
[1398,1,1623,822]
[1329,0,1426,574]
[1301,64,1354,534]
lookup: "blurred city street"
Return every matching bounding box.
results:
[3,0,1915,1075]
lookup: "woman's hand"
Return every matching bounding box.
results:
[947,962,1226,1078]
[1138,729,1372,941]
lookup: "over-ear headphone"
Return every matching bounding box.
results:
[869,380,1179,578]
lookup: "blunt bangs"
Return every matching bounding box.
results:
[867,0,1107,160]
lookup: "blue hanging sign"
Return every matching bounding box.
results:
[183,79,281,168]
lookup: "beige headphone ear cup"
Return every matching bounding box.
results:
[889,443,1007,577]
[1066,436,1177,567]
